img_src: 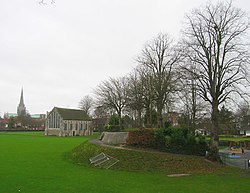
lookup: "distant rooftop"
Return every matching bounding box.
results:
[52,107,90,121]
[5,113,45,119]
[5,113,18,117]
[31,114,42,119]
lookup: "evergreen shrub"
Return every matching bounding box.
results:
[104,115,122,131]
[104,124,121,132]
[127,127,208,156]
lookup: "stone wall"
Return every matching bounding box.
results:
[101,132,129,145]
[46,128,60,136]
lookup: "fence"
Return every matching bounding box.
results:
[219,152,250,169]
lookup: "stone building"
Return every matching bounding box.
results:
[45,107,92,136]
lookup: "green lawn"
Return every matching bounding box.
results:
[219,137,250,141]
[205,135,250,142]
[0,132,249,193]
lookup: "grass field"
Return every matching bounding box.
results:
[0,132,250,193]
[219,136,250,141]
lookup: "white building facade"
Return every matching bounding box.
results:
[45,107,92,136]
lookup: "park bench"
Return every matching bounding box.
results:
[89,152,119,169]
[89,152,109,166]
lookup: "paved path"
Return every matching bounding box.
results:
[89,139,157,153]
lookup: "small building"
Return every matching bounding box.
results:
[0,117,5,129]
[45,107,92,136]
[238,126,250,136]
[195,128,211,136]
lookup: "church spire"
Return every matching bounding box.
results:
[20,88,24,105]
[17,87,26,115]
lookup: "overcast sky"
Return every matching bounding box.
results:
[0,0,249,116]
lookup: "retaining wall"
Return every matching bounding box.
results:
[101,132,129,145]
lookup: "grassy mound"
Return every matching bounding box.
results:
[71,141,219,175]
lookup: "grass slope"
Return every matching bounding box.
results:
[0,132,249,193]
[71,142,217,174]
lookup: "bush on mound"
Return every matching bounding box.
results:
[126,127,208,156]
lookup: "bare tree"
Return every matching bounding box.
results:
[235,102,250,132]
[178,61,210,130]
[137,66,157,127]
[127,69,144,128]
[137,33,181,128]
[78,95,94,116]
[38,0,55,5]
[182,0,250,160]
[127,66,158,128]
[94,76,129,130]
[179,74,204,129]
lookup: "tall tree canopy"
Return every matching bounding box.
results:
[182,0,250,160]
[94,77,129,129]
[137,33,181,128]
[79,95,94,116]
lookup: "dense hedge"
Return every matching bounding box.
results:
[126,127,208,156]
[126,129,155,148]
[155,127,208,156]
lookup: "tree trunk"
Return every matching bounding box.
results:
[157,103,164,128]
[207,100,221,161]
[118,111,122,131]
[144,104,150,127]
[137,110,142,128]
[191,80,196,130]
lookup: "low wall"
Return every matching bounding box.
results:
[0,129,44,132]
[101,132,129,145]
[46,128,60,136]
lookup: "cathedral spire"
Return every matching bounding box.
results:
[17,87,26,115]
[20,88,24,105]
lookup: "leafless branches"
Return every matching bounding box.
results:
[94,77,129,129]
[183,0,250,106]
[182,0,250,160]
[78,95,94,116]
[136,33,181,127]
[38,0,55,5]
